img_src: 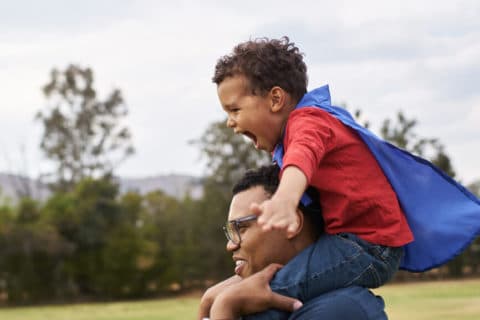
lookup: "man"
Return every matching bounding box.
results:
[199,165,387,319]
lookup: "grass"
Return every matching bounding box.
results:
[373,278,480,320]
[0,297,199,320]
[0,279,478,319]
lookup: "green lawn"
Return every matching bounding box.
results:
[373,278,480,320]
[0,279,479,319]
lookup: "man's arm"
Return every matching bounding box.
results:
[198,275,242,319]
[203,264,302,319]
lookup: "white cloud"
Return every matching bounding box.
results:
[0,1,479,183]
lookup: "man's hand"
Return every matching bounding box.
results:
[209,264,303,319]
[198,275,242,319]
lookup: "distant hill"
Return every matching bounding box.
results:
[119,174,204,199]
[0,173,50,203]
[0,172,203,204]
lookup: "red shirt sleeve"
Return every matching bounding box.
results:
[281,107,338,183]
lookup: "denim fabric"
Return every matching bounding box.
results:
[244,286,387,320]
[288,286,387,320]
[244,233,401,320]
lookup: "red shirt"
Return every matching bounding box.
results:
[281,107,413,247]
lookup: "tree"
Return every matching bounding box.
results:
[0,198,72,304]
[192,119,270,197]
[467,180,480,197]
[36,65,134,191]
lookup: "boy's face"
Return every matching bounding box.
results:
[217,74,282,152]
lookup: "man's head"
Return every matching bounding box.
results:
[225,165,322,278]
[213,37,308,152]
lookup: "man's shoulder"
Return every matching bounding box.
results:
[288,286,387,320]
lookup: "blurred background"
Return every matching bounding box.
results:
[0,0,479,317]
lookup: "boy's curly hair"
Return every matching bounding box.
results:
[212,36,308,102]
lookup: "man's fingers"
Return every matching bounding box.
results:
[259,263,283,279]
[269,292,303,312]
[197,301,211,320]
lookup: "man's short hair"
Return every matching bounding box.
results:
[232,164,280,197]
[213,36,308,103]
[232,165,324,230]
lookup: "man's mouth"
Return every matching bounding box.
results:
[234,259,246,276]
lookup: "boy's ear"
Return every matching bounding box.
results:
[286,208,304,240]
[269,86,286,113]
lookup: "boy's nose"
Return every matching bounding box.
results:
[226,117,235,128]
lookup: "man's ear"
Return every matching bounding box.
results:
[286,208,304,240]
[269,86,286,113]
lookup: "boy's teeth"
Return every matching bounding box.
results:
[236,260,245,266]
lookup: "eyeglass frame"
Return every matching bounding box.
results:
[222,214,258,245]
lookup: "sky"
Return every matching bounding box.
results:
[0,0,479,184]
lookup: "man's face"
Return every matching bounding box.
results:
[217,74,281,152]
[226,185,292,278]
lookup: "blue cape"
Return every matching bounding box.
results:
[273,85,480,272]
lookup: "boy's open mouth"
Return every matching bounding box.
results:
[242,131,257,146]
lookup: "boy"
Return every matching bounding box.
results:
[213,37,410,296]
[212,36,480,298]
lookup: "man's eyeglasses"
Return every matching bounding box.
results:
[222,214,257,245]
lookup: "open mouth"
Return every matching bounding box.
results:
[234,259,247,276]
[242,131,258,147]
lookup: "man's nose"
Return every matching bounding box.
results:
[226,239,239,252]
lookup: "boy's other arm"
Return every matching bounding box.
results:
[251,165,308,237]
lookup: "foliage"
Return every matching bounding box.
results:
[36,65,134,191]
[192,119,270,195]
[0,198,72,304]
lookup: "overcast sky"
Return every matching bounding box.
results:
[1,0,479,184]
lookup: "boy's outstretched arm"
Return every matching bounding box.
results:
[251,165,308,237]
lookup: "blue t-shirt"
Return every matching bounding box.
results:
[289,286,387,320]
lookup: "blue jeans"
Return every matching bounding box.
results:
[245,233,402,320]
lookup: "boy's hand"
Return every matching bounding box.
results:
[251,195,300,238]
[251,165,307,238]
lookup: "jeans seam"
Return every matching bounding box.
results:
[347,263,381,288]
[336,233,366,253]
[310,248,363,281]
